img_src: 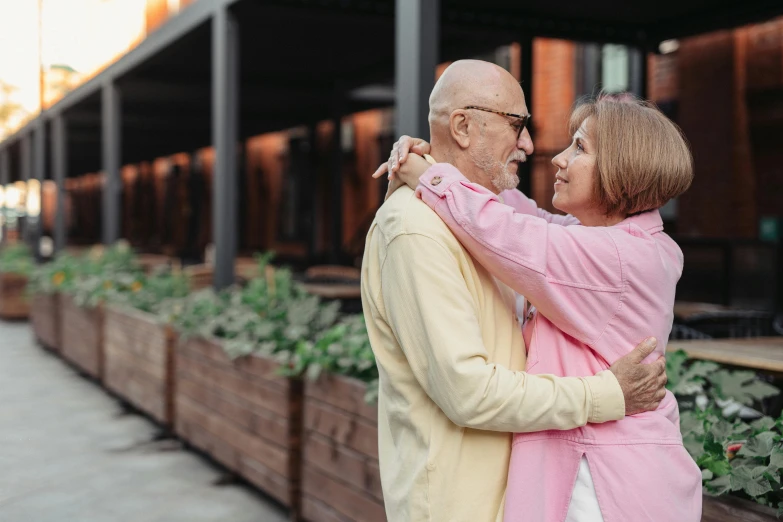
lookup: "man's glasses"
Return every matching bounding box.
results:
[463,106,531,140]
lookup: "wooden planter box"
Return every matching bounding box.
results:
[174,336,302,515]
[0,272,30,320]
[302,375,385,522]
[31,293,60,351]
[702,495,777,521]
[103,305,176,426]
[60,294,104,380]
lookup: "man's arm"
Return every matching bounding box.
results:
[380,232,625,433]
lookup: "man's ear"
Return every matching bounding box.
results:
[449,111,471,149]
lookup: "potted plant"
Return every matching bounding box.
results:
[102,267,190,426]
[26,251,82,351]
[668,351,783,520]
[58,243,141,380]
[170,254,340,515]
[286,315,385,522]
[0,243,33,320]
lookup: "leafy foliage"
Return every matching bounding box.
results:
[0,243,34,276]
[27,244,139,296]
[281,314,378,402]
[669,350,783,514]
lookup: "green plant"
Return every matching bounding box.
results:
[169,254,341,366]
[282,314,378,402]
[669,351,783,514]
[0,243,34,276]
[27,252,81,294]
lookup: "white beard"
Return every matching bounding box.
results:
[469,137,521,192]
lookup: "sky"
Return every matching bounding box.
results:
[0,0,149,135]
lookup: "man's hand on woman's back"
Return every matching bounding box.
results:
[609,337,668,416]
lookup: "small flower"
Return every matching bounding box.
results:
[727,443,743,460]
[131,281,143,292]
[52,271,65,286]
[103,280,113,290]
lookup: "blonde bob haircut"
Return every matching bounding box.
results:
[568,95,694,217]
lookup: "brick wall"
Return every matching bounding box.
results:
[530,39,577,214]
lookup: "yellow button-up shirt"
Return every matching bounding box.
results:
[361,186,625,521]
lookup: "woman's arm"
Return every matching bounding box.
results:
[501,189,581,226]
[414,163,625,351]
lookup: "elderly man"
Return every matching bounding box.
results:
[360,60,667,521]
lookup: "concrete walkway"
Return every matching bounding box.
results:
[0,321,288,522]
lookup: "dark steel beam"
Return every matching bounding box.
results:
[52,113,68,252]
[102,81,122,245]
[518,35,533,197]
[395,0,439,140]
[31,118,46,257]
[212,5,240,290]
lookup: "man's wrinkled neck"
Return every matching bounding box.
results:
[429,145,500,195]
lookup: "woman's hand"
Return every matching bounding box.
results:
[372,135,432,179]
[396,153,432,190]
[382,153,432,200]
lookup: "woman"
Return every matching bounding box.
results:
[377,96,702,521]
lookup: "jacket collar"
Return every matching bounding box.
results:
[616,209,664,233]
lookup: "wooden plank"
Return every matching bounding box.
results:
[105,338,167,381]
[178,337,289,389]
[0,273,30,319]
[176,393,290,479]
[105,367,167,422]
[31,293,60,350]
[176,351,290,418]
[239,455,291,506]
[702,495,777,521]
[60,295,103,379]
[301,465,386,522]
[305,375,376,423]
[302,430,383,502]
[304,401,378,460]
[104,308,170,366]
[176,375,289,447]
[673,301,738,321]
[668,337,783,373]
[302,496,350,522]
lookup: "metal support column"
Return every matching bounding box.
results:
[0,148,9,245]
[330,98,344,263]
[629,47,646,98]
[52,113,67,253]
[20,132,33,243]
[31,117,46,258]
[211,5,239,290]
[306,124,319,262]
[102,81,122,245]
[395,0,439,139]
[518,36,534,197]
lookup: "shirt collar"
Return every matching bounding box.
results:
[616,209,664,233]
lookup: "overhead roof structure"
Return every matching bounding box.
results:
[1,0,780,286]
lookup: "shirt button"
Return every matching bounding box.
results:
[430,176,443,186]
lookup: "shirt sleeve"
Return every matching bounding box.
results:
[380,232,624,432]
[500,188,581,226]
[417,163,626,356]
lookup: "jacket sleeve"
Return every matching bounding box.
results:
[380,231,624,432]
[500,188,581,226]
[417,163,626,358]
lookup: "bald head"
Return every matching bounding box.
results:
[425,60,532,194]
[429,60,525,131]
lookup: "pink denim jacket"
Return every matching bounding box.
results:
[416,164,702,522]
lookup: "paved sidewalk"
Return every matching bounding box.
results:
[0,321,288,522]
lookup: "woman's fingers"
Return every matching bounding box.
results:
[372,162,389,179]
[396,135,413,165]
